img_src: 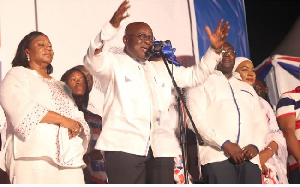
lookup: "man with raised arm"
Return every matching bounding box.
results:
[83,0,229,184]
[186,42,268,184]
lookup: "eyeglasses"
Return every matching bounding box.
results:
[129,34,155,42]
[221,49,236,56]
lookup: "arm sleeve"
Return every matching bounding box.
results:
[260,98,287,155]
[83,22,119,81]
[0,69,49,141]
[186,85,228,149]
[251,94,269,151]
[276,93,296,119]
[173,47,221,88]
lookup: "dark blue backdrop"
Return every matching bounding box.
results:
[193,0,249,58]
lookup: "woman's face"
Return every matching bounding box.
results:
[76,66,93,92]
[235,60,256,86]
[67,71,86,96]
[25,35,54,67]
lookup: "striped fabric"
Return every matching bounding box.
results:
[83,109,107,184]
[276,86,300,171]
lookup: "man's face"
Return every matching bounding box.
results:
[123,23,154,62]
[216,43,236,74]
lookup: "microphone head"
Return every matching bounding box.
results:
[153,41,163,52]
[145,45,154,59]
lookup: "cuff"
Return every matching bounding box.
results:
[221,140,229,150]
[91,22,119,54]
[250,144,259,153]
[101,22,119,41]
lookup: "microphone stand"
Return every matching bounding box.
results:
[161,55,204,184]
[177,95,189,184]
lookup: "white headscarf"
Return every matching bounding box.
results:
[233,57,252,72]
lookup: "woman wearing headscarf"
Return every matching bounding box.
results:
[234,57,288,184]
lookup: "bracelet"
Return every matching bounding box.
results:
[265,146,275,155]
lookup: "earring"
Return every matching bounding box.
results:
[27,56,30,61]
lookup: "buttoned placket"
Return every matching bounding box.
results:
[137,63,156,156]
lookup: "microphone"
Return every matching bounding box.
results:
[145,40,166,58]
[145,40,181,66]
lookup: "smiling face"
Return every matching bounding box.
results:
[235,60,256,86]
[66,71,86,96]
[123,22,154,63]
[216,42,236,77]
[25,34,54,69]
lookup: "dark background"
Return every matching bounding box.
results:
[244,0,300,67]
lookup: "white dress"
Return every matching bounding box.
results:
[0,67,90,183]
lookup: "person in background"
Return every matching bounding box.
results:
[0,31,90,184]
[253,77,271,106]
[186,42,268,184]
[83,0,229,184]
[234,57,288,184]
[61,66,107,184]
[276,86,300,184]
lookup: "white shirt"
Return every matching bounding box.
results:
[83,22,221,157]
[186,71,268,166]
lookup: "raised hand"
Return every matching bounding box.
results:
[205,19,230,52]
[110,0,131,28]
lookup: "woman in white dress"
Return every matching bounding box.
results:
[0,31,90,184]
[234,57,288,184]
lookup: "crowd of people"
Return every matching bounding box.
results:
[0,0,299,184]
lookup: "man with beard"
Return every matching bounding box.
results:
[83,0,230,184]
[186,42,268,183]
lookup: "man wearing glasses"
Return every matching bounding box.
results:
[186,42,268,183]
[83,0,229,183]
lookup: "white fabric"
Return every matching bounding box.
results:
[0,106,5,132]
[186,71,268,166]
[0,67,90,170]
[258,97,288,184]
[233,56,251,72]
[0,105,7,151]
[87,79,104,117]
[83,22,221,157]
[58,127,84,166]
[255,55,300,108]
[5,136,84,184]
